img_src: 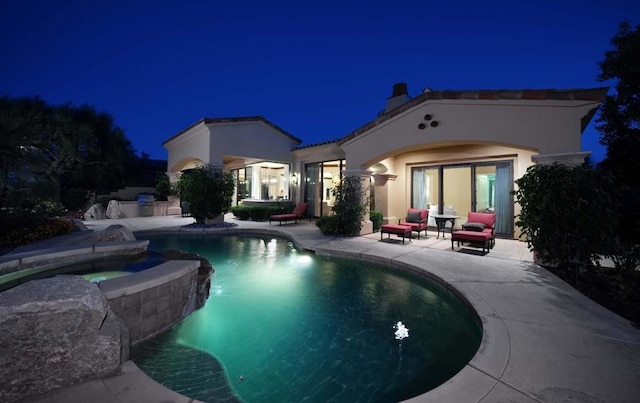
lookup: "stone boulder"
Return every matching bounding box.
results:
[83,203,107,220]
[106,199,126,219]
[0,275,129,403]
[93,224,136,243]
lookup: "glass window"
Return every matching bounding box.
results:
[412,167,439,210]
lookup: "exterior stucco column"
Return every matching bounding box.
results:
[208,162,226,172]
[166,171,181,183]
[531,151,591,166]
[371,173,398,225]
[344,169,373,235]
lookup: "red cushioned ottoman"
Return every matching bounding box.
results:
[381,224,412,244]
[451,230,493,255]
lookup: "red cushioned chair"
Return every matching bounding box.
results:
[464,211,497,247]
[451,212,497,254]
[398,208,429,239]
[269,203,308,225]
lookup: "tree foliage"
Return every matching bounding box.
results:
[596,21,640,243]
[175,165,235,224]
[0,95,139,211]
[513,163,618,274]
[597,21,640,177]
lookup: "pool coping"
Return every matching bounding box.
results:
[0,240,150,275]
[98,259,200,299]
[16,219,640,403]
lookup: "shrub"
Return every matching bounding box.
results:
[604,242,640,304]
[370,210,383,231]
[512,163,617,276]
[0,199,67,237]
[268,205,283,217]
[0,217,75,248]
[231,206,251,220]
[317,175,368,236]
[61,188,91,212]
[249,206,270,221]
[315,215,341,235]
[274,200,295,214]
[175,165,235,224]
[231,204,293,221]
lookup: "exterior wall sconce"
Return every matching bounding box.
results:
[290,174,298,185]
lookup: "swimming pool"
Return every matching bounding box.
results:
[132,234,482,402]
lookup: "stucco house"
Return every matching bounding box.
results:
[163,83,607,238]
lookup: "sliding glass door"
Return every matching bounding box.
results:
[230,167,251,206]
[304,163,320,217]
[443,166,472,228]
[411,161,513,236]
[304,159,346,217]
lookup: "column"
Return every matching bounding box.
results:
[531,151,591,166]
[344,169,373,235]
[371,173,398,225]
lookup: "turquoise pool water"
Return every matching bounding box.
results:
[132,234,482,403]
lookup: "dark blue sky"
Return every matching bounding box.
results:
[2,0,638,162]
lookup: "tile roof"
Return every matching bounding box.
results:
[163,116,302,146]
[338,87,609,145]
[294,138,341,150]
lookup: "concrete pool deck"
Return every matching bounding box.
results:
[13,215,640,403]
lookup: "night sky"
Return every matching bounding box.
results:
[2,0,638,162]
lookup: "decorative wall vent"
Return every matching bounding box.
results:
[418,113,439,130]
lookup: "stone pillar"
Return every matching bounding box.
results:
[344,168,373,235]
[531,151,591,166]
[372,173,398,225]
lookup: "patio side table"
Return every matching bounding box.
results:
[431,214,460,239]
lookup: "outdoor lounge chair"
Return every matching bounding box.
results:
[451,211,497,254]
[269,202,308,225]
[398,208,429,239]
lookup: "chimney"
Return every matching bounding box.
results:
[385,82,410,114]
[391,83,408,97]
